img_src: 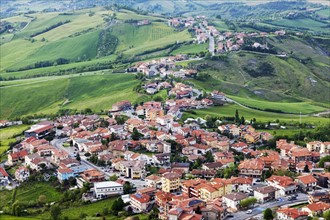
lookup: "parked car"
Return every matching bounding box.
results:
[246,210,253,214]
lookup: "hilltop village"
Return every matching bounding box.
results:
[1,55,330,220]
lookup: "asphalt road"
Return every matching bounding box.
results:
[51,137,147,189]
[229,193,308,220]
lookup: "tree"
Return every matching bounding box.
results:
[240,116,245,125]
[103,207,109,216]
[50,205,62,220]
[111,197,125,211]
[263,208,274,220]
[110,132,118,141]
[38,195,47,205]
[235,110,240,124]
[123,181,134,194]
[132,127,143,140]
[204,151,214,163]
[323,210,330,220]
[153,96,163,102]
[239,197,257,209]
[319,155,330,168]
[110,174,118,181]
[303,164,310,173]
[76,153,81,161]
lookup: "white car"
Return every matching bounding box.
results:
[246,210,253,214]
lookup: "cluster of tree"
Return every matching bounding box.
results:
[30,20,70,37]
[268,123,330,147]
[195,73,211,81]
[242,45,277,54]
[239,197,257,209]
[243,62,275,78]
[97,30,118,57]
[216,163,239,178]
[132,127,144,140]
[115,115,129,125]
[87,154,107,167]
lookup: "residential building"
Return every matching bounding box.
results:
[253,186,279,203]
[266,175,297,197]
[24,124,54,139]
[0,167,9,183]
[15,166,30,182]
[201,198,227,220]
[145,174,162,188]
[80,169,105,183]
[222,192,248,210]
[130,193,151,212]
[238,158,265,179]
[57,167,75,182]
[308,190,330,204]
[296,174,317,192]
[276,207,308,220]
[162,172,181,192]
[302,202,330,217]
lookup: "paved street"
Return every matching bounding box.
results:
[229,193,308,220]
[51,136,147,188]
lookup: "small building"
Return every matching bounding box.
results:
[254,186,279,203]
[296,174,317,192]
[302,202,330,217]
[222,192,248,211]
[15,166,30,182]
[24,125,54,139]
[94,181,123,199]
[130,193,151,212]
[276,207,308,220]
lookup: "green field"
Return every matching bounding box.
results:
[188,48,330,105]
[171,43,207,55]
[112,22,192,55]
[182,104,330,124]
[227,96,328,114]
[0,74,142,119]
[0,55,117,80]
[0,182,62,210]
[315,9,330,19]
[269,18,329,33]
[0,125,30,154]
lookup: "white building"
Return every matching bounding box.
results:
[94,181,124,199]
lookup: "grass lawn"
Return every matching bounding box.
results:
[182,104,330,124]
[0,125,30,154]
[0,74,142,119]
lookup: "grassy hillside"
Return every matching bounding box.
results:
[112,22,191,55]
[182,104,329,125]
[0,125,30,154]
[0,74,141,119]
[188,46,330,105]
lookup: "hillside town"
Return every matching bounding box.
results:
[168,16,287,56]
[1,71,330,220]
